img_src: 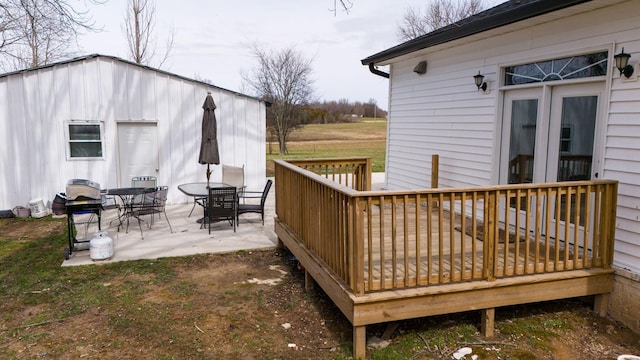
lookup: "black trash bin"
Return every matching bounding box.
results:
[52,193,67,215]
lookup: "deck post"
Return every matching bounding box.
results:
[353,325,366,359]
[304,269,314,291]
[431,154,439,188]
[484,192,496,281]
[594,293,610,317]
[364,158,372,191]
[481,308,495,338]
[352,197,365,295]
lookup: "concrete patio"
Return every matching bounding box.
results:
[61,182,278,267]
[61,174,385,267]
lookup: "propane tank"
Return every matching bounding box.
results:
[90,231,113,260]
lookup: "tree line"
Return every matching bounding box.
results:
[303,99,386,124]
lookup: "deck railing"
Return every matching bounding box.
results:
[275,159,618,296]
[286,157,372,191]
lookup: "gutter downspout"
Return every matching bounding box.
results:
[368,63,389,78]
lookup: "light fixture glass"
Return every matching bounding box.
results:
[474,71,487,91]
[614,47,634,78]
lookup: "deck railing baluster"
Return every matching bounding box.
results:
[274,158,617,295]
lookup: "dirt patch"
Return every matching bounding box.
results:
[0,217,65,241]
[2,219,640,359]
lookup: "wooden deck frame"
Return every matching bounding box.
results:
[274,158,618,359]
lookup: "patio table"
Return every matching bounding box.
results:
[178,182,230,197]
[178,182,231,224]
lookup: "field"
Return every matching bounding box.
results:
[266,118,387,176]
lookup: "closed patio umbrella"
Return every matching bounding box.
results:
[198,92,220,185]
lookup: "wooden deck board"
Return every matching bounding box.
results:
[362,205,586,291]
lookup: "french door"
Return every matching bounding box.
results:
[500,82,604,247]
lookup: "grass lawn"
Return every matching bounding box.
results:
[266,118,387,176]
[2,218,639,359]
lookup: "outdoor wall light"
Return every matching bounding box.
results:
[614,47,634,78]
[413,60,427,75]
[474,71,487,91]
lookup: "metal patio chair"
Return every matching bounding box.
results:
[237,179,272,225]
[205,186,237,234]
[222,165,245,199]
[132,186,173,233]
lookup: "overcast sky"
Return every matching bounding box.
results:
[79,0,501,110]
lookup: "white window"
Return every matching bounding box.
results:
[65,121,104,159]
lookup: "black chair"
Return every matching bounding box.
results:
[237,179,272,226]
[131,176,157,207]
[131,176,157,188]
[129,186,173,238]
[206,186,237,234]
[135,186,173,233]
[127,187,158,239]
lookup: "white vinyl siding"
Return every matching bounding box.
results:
[607,45,640,273]
[383,0,640,271]
[385,55,496,190]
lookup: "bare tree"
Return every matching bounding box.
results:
[0,3,23,58]
[329,0,353,15]
[122,0,173,67]
[243,44,314,155]
[0,0,105,71]
[397,0,484,41]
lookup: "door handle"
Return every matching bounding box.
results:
[595,172,598,178]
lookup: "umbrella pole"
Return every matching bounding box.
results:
[206,164,211,186]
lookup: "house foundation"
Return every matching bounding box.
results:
[610,268,640,334]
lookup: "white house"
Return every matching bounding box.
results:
[0,54,267,208]
[362,0,640,332]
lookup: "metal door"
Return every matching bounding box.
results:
[117,123,159,187]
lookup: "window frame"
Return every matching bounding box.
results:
[64,120,105,160]
[504,51,608,86]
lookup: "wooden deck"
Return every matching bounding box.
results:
[274,158,617,359]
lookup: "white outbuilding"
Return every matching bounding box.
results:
[0,54,267,208]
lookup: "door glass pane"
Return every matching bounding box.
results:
[508,99,538,184]
[555,96,597,226]
[556,96,596,182]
